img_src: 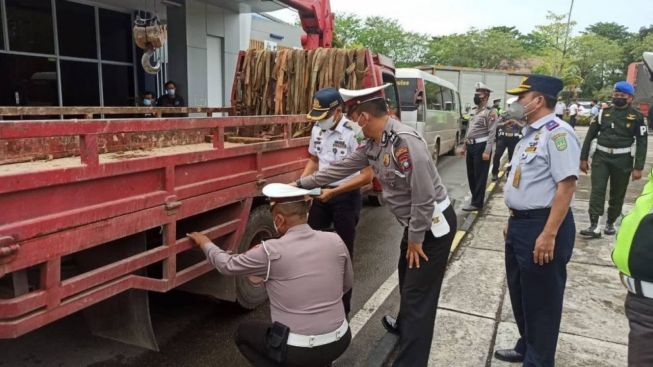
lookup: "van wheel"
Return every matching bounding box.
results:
[432,140,440,165]
[235,206,276,309]
[447,133,459,156]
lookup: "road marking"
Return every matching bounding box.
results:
[486,182,496,192]
[498,171,505,179]
[449,230,467,253]
[350,270,399,339]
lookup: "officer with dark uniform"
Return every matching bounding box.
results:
[187,183,353,367]
[495,75,580,366]
[461,82,498,211]
[492,97,525,181]
[613,170,653,366]
[297,84,456,367]
[303,88,373,316]
[579,81,648,237]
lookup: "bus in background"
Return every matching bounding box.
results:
[396,68,464,164]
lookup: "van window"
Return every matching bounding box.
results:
[442,88,454,111]
[425,81,443,111]
[397,78,418,110]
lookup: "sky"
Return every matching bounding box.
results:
[268,0,652,36]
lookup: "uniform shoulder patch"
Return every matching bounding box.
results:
[544,120,559,131]
[394,146,412,172]
[552,132,568,151]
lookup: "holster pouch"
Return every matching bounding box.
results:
[266,321,290,363]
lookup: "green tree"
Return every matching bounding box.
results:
[585,22,632,43]
[333,13,363,48]
[571,34,624,96]
[528,12,576,77]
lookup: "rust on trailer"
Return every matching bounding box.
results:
[0,114,310,339]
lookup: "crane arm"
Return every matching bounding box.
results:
[275,0,333,49]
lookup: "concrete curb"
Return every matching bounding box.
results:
[367,160,509,367]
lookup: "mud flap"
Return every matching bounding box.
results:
[75,232,159,350]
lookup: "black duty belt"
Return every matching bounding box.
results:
[509,208,551,219]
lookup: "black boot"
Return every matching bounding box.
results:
[580,222,601,238]
[604,222,616,235]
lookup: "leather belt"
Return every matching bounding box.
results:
[621,274,653,299]
[596,144,632,155]
[508,207,551,219]
[287,320,349,348]
[465,136,489,144]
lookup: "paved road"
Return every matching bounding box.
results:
[0,154,472,367]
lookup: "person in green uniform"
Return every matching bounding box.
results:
[613,169,653,366]
[579,81,648,237]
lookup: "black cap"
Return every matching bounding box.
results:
[507,74,564,98]
[307,88,343,121]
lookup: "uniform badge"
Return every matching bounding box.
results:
[312,99,321,109]
[552,133,567,151]
[525,146,537,153]
[627,114,637,120]
[383,153,390,167]
[395,147,412,172]
[626,123,632,128]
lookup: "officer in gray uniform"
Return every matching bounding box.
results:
[462,82,498,211]
[494,75,580,366]
[303,88,373,316]
[297,84,456,367]
[187,183,353,367]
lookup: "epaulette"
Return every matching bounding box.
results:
[544,120,559,131]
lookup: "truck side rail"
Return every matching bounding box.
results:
[0,114,309,338]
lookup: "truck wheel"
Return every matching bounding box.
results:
[235,205,276,309]
[368,195,383,207]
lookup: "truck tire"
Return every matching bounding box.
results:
[432,140,440,165]
[235,205,277,309]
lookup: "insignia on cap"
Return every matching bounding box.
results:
[313,99,321,109]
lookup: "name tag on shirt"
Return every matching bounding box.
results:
[512,167,522,188]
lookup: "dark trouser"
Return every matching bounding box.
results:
[569,115,576,127]
[625,293,653,367]
[466,142,491,208]
[492,137,520,176]
[394,205,457,367]
[308,189,361,315]
[235,320,351,367]
[589,150,633,223]
[505,209,575,367]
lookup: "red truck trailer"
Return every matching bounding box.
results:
[0,1,401,349]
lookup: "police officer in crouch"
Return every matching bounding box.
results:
[187,183,353,366]
[461,82,498,211]
[495,75,580,366]
[579,81,648,238]
[297,84,456,367]
[491,97,524,181]
[613,169,653,366]
[303,88,373,316]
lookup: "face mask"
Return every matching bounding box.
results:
[143,99,152,106]
[473,95,482,106]
[317,115,336,130]
[507,97,540,120]
[167,89,176,97]
[612,97,627,108]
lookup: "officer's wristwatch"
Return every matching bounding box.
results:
[295,179,303,188]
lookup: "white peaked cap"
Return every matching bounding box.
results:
[262,183,312,199]
[475,82,493,93]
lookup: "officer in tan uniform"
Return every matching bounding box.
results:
[187,183,353,367]
[461,82,498,211]
[297,84,456,367]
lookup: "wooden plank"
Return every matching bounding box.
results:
[0,106,234,117]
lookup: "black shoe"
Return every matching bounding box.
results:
[604,223,616,235]
[580,223,601,238]
[491,174,499,182]
[462,204,481,212]
[494,348,524,363]
[381,315,399,335]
